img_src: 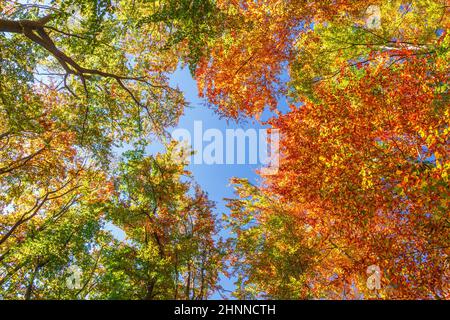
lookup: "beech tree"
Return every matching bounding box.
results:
[1,0,448,300]
[1,0,224,299]
[206,1,449,299]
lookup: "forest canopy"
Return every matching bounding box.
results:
[0,0,449,300]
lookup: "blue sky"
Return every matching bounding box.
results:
[105,66,268,298]
[154,66,292,298]
[167,67,263,298]
[108,65,288,298]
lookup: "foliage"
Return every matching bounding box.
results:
[210,1,450,299]
[94,146,223,300]
[0,0,223,300]
[1,0,448,300]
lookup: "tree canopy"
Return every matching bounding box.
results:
[1,0,449,300]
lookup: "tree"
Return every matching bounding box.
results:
[196,0,448,117]
[226,178,317,299]
[215,1,449,299]
[0,1,224,299]
[195,0,369,118]
[0,0,189,141]
[227,47,449,300]
[1,0,448,300]
[1,142,224,299]
[92,146,223,300]
[290,0,448,100]
[264,57,448,299]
